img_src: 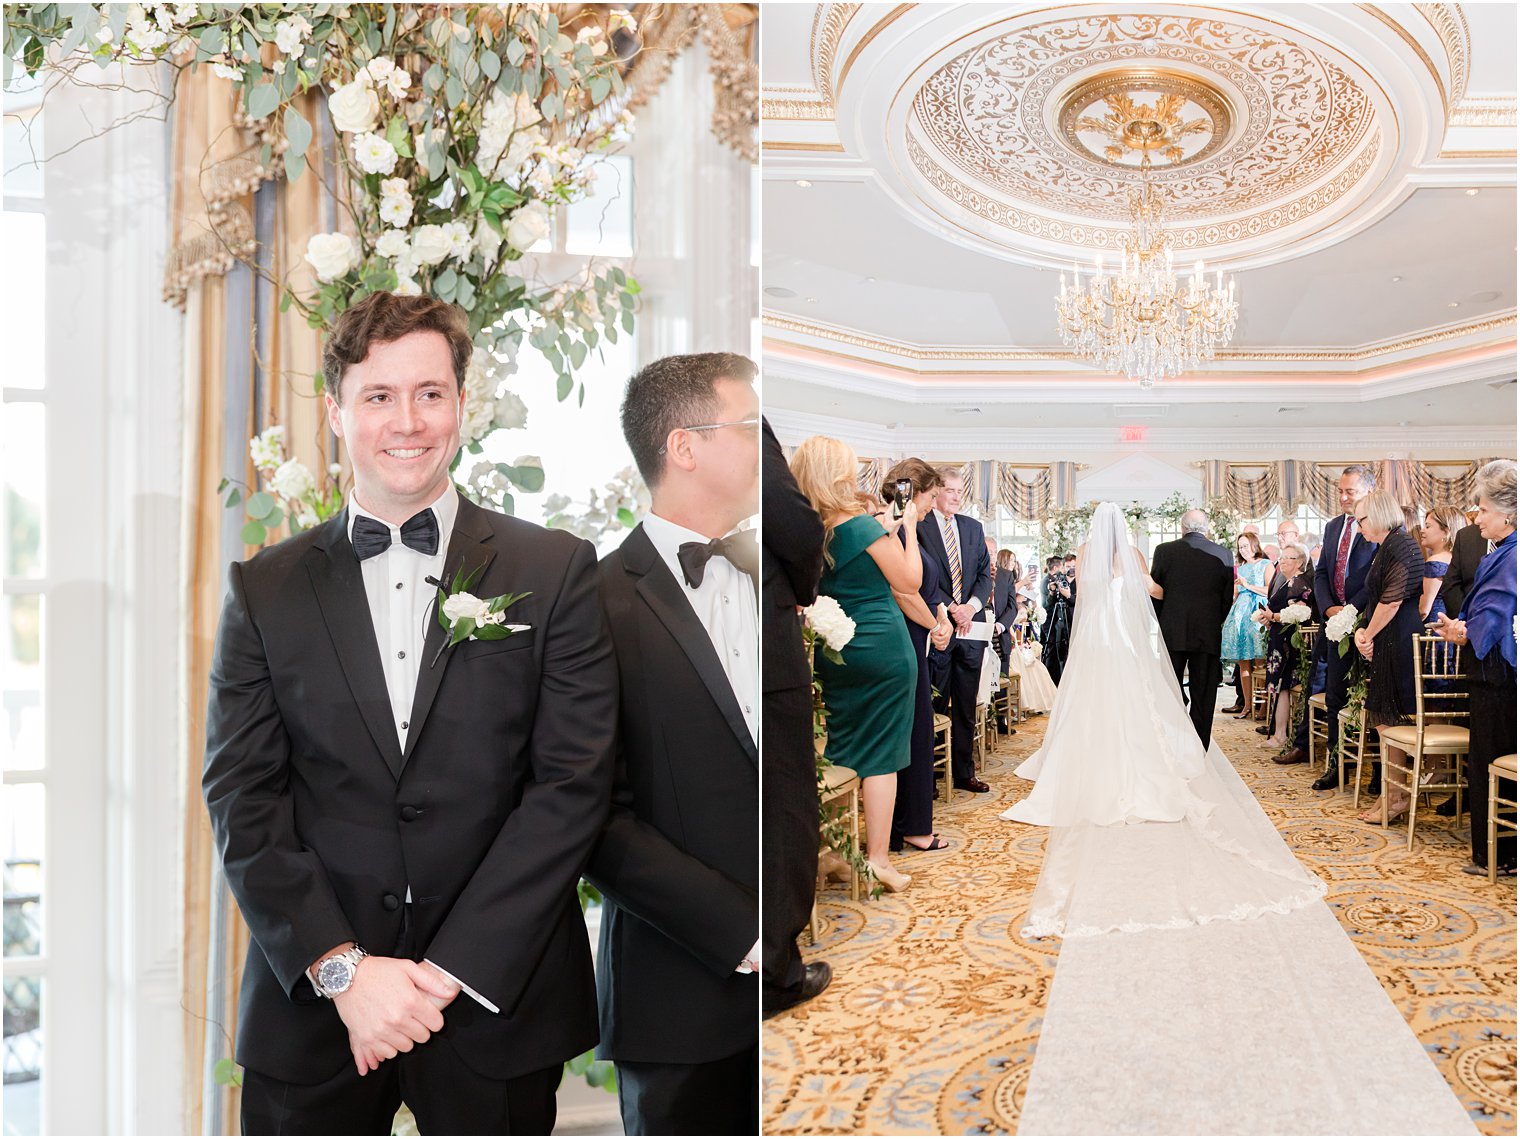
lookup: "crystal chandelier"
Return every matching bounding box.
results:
[1055,153,1239,390]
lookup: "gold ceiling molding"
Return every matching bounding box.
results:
[906,128,1383,254]
[1415,3,1470,108]
[1450,97,1518,129]
[1358,4,1448,116]
[763,310,1516,365]
[910,14,1379,228]
[1057,70,1233,170]
[810,3,858,106]
[761,96,835,121]
[761,139,846,153]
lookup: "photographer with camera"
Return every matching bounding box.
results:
[1041,553,1077,683]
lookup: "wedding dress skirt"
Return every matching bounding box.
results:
[1007,644,1056,713]
[1000,509,1326,939]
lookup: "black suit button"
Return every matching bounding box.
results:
[399,805,419,822]
[381,893,400,911]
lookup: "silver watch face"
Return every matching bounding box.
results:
[317,956,355,994]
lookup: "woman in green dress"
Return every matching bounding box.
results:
[791,435,923,892]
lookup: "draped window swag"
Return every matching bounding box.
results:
[1203,458,1509,517]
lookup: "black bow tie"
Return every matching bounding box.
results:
[678,530,758,589]
[352,509,439,561]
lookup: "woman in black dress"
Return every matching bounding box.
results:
[1352,491,1429,823]
[1257,543,1317,748]
[879,459,955,854]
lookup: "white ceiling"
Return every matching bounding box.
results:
[762,180,1518,350]
[1464,4,1518,93]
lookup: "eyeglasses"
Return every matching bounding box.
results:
[657,416,761,455]
[1354,514,1369,524]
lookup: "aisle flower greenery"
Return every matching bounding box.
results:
[5,2,643,533]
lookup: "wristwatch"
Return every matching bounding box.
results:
[310,944,369,998]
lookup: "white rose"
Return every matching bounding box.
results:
[268,458,316,503]
[409,224,452,265]
[249,425,286,470]
[209,61,241,81]
[804,594,856,653]
[379,194,413,228]
[473,217,504,261]
[328,77,380,134]
[375,229,410,259]
[379,177,408,199]
[393,250,421,279]
[442,220,473,259]
[385,69,412,99]
[493,391,528,430]
[505,201,551,252]
[273,15,310,55]
[304,232,356,282]
[364,56,395,84]
[442,591,493,624]
[351,131,398,175]
[393,276,421,297]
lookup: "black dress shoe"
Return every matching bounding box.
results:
[954,777,991,793]
[764,962,832,1018]
[1435,796,1461,818]
[1310,769,1340,791]
[1221,704,1244,715]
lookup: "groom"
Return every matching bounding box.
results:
[203,293,617,1134]
[920,466,993,793]
[1150,510,1235,748]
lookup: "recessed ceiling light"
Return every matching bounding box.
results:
[1390,275,1403,282]
[796,179,812,188]
[763,285,797,298]
[1448,301,1460,307]
[1465,188,1480,196]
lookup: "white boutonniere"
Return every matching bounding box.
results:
[429,562,531,666]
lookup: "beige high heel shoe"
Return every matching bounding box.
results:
[867,860,912,893]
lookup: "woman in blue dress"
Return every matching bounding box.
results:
[1418,505,1466,625]
[1221,531,1271,719]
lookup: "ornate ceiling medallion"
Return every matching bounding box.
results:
[1056,70,1234,169]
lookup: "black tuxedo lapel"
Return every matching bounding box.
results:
[623,526,757,765]
[403,497,498,769]
[308,511,405,780]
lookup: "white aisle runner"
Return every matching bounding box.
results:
[1017,839,1479,1136]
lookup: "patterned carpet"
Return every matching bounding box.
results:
[763,699,1517,1136]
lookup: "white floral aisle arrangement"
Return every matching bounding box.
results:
[1278,601,1312,625]
[803,595,856,664]
[1323,604,1360,657]
[6,3,644,530]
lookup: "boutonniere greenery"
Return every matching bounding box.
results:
[429,562,531,667]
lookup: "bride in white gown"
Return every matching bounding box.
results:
[1000,503,1325,938]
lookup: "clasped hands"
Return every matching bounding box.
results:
[1353,626,1374,660]
[1431,612,1467,645]
[323,953,461,1076]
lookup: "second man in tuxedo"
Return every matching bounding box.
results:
[919,466,993,793]
[586,353,760,1135]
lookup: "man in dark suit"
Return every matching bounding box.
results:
[1440,519,1486,617]
[919,467,993,793]
[1150,510,1235,748]
[1297,466,1378,788]
[203,293,617,1134]
[759,418,831,1019]
[586,354,759,1136]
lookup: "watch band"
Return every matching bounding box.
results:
[311,944,369,998]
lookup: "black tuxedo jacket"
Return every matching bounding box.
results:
[1150,532,1235,654]
[1313,513,1377,614]
[202,497,616,1084]
[586,524,758,1064]
[761,419,824,694]
[918,512,993,620]
[993,568,1016,627]
[1440,522,1485,617]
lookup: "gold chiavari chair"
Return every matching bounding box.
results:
[1490,754,1517,885]
[1280,623,1319,739]
[1338,703,1379,807]
[818,762,861,902]
[932,714,952,798]
[1378,634,1470,848]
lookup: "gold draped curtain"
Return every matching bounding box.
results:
[1202,459,1513,519]
[175,65,335,1135]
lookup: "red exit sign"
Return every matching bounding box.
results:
[1120,425,1147,442]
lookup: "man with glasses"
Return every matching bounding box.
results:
[585,353,760,1135]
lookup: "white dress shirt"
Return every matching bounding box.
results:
[641,512,760,971]
[338,485,498,1013]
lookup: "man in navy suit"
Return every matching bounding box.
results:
[1276,466,1378,786]
[919,467,993,793]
